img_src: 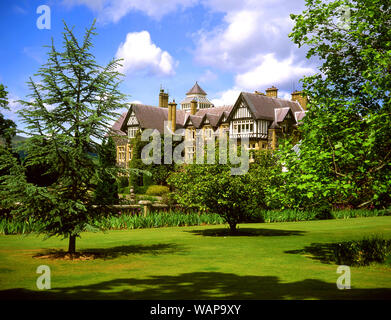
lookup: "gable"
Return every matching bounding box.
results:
[127,110,139,126]
[227,94,255,122]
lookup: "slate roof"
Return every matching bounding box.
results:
[240,92,304,121]
[116,104,187,134]
[109,111,127,136]
[186,81,207,95]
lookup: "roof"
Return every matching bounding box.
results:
[194,105,233,118]
[116,104,187,134]
[180,95,213,105]
[109,111,127,136]
[187,115,204,128]
[186,82,207,96]
[205,113,221,127]
[295,111,306,122]
[240,92,304,121]
[275,108,291,122]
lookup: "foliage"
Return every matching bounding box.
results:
[272,0,391,210]
[332,236,391,266]
[0,84,16,150]
[247,150,282,210]
[128,132,177,188]
[168,145,262,233]
[2,208,390,235]
[145,185,170,196]
[0,21,126,253]
[128,130,148,188]
[0,211,224,234]
[161,192,177,206]
[117,175,129,189]
[93,136,119,205]
[248,207,391,223]
[98,211,224,230]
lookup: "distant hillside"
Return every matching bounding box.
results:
[0,135,28,146]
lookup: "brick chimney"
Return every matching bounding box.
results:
[266,86,278,98]
[190,99,197,115]
[169,100,177,132]
[159,89,169,108]
[291,90,308,110]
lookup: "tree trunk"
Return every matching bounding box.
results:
[229,222,237,234]
[68,234,76,254]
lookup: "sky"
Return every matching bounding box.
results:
[0,0,318,130]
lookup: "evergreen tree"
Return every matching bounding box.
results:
[94,136,119,205]
[0,21,126,254]
[0,84,16,150]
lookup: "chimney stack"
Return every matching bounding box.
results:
[159,89,169,108]
[168,100,177,132]
[266,86,278,98]
[190,99,197,115]
[291,90,308,110]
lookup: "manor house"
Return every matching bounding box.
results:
[110,82,307,166]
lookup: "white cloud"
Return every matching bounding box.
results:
[2,93,23,122]
[211,88,241,107]
[193,1,301,71]
[115,31,176,76]
[193,0,317,94]
[235,53,315,90]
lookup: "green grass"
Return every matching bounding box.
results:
[0,216,391,300]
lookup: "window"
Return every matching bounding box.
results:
[204,127,214,139]
[118,146,126,162]
[231,120,254,135]
[186,146,195,162]
[128,127,138,138]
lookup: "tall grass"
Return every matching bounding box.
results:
[0,217,37,235]
[97,210,224,230]
[0,211,224,235]
[1,208,389,235]
[249,208,391,223]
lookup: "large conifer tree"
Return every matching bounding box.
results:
[0,21,126,253]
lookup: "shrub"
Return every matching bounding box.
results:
[118,176,129,188]
[332,236,391,266]
[135,185,149,194]
[161,192,177,206]
[145,185,170,196]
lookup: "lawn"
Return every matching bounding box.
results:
[0,216,391,300]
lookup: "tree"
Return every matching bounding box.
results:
[168,145,259,233]
[128,130,148,189]
[0,21,126,254]
[270,0,391,209]
[0,84,16,150]
[94,136,119,205]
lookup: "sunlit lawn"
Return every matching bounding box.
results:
[1,216,391,299]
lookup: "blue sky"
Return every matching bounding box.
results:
[0,0,317,128]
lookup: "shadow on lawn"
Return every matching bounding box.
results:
[285,243,337,264]
[187,227,305,237]
[33,243,182,261]
[1,271,391,300]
